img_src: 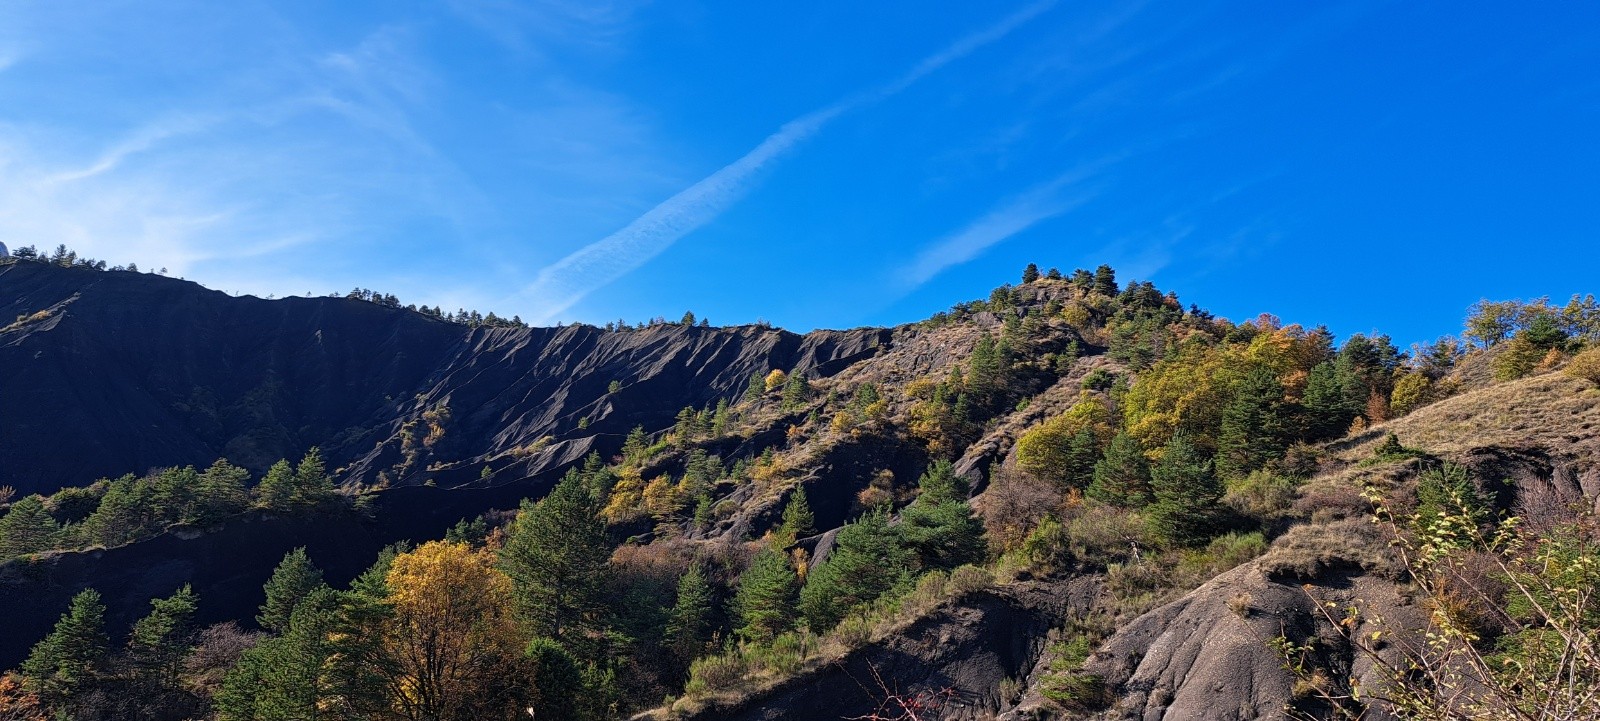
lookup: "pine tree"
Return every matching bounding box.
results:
[781,371,809,410]
[0,495,57,558]
[1215,365,1290,479]
[711,398,732,436]
[292,448,335,507]
[1092,264,1118,296]
[1022,263,1041,284]
[916,459,967,504]
[735,545,798,643]
[219,587,341,721]
[499,473,613,645]
[21,589,108,704]
[776,485,815,545]
[1063,427,1101,490]
[899,498,986,571]
[663,564,715,675]
[1087,432,1152,507]
[1301,360,1353,440]
[254,460,297,511]
[193,459,251,524]
[257,548,325,634]
[128,584,199,686]
[1146,434,1224,546]
[798,511,912,632]
[525,639,583,720]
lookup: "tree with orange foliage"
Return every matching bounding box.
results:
[382,541,527,721]
[0,673,47,721]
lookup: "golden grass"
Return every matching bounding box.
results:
[1335,370,1600,463]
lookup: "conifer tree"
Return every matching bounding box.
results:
[776,485,815,545]
[664,564,715,675]
[711,399,732,436]
[525,639,583,720]
[781,371,809,410]
[1092,264,1118,296]
[499,473,612,645]
[292,448,335,507]
[1301,360,1353,440]
[1146,434,1224,546]
[1087,432,1152,507]
[798,511,912,632]
[21,589,108,705]
[1063,427,1101,490]
[1022,263,1041,284]
[128,584,200,684]
[1216,365,1290,479]
[254,460,298,511]
[916,459,967,504]
[735,545,798,643]
[0,495,57,558]
[219,587,341,721]
[193,459,251,524]
[899,497,986,571]
[257,547,326,634]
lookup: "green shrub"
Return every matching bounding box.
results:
[683,651,751,697]
[1065,505,1151,567]
[948,564,994,595]
[1223,470,1299,519]
[1039,635,1106,710]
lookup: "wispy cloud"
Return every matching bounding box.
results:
[445,0,648,56]
[514,106,843,322]
[515,1,1060,322]
[901,170,1097,289]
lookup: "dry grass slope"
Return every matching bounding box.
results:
[1337,369,1600,464]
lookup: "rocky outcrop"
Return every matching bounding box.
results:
[684,579,1096,721]
[1071,563,1422,721]
[0,263,888,495]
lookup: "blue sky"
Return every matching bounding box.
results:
[1,1,1596,347]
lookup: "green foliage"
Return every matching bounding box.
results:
[799,511,912,632]
[1222,470,1300,520]
[20,589,108,705]
[499,471,613,644]
[1092,264,1118,296]
[663,564,716,675]
[780,371,810,410]
[218,586,342,721]
[1016,418,1101,490]
[525,639,584,721]
[734,545,798,643]
[1145,434,1225,546]
[1087,432,1152,508]
[1215,365,1289,479]
[257,547,326,635]
[444,515,490,547]
[1039,634,1105,711]
[915,459,968,504]
[254,449,336,512]
[899,499,987,571]
[1302,360,1356,439]
[776,485,814,544]
[1022,263,1041,284]
[1414,462,1488,533]
[128,584,200,685]
[1491,334,1547,381]
[0,495,58,559]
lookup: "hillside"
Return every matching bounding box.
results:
[3,255,1599,721]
